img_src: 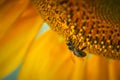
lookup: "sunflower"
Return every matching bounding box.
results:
[0,0,120,80]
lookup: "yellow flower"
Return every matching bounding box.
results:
[0,0,120,80]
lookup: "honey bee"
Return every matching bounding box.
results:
[66,39,86,57]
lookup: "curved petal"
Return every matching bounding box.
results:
[18,30,88,80]
[0,0,29,39]
[86,55,109,80]
[0,3,44,78]
[109,60,120,80]
[18,29,120,80]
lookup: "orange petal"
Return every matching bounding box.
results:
[18,30,88,80]
[109,60,120,80]
[0,4,43,78]
[18,29,120,80]
[86,55,109,80]
[0,0,29,39]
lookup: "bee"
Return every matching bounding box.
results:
[66,39,86,57]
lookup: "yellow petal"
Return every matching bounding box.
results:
[109,60,120,80]
[18,30,88,80]
[70,58,87,80]
[17,29,120,80]
[86,55,109,80]
[0,4,43,78]
[0,0,29,39]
